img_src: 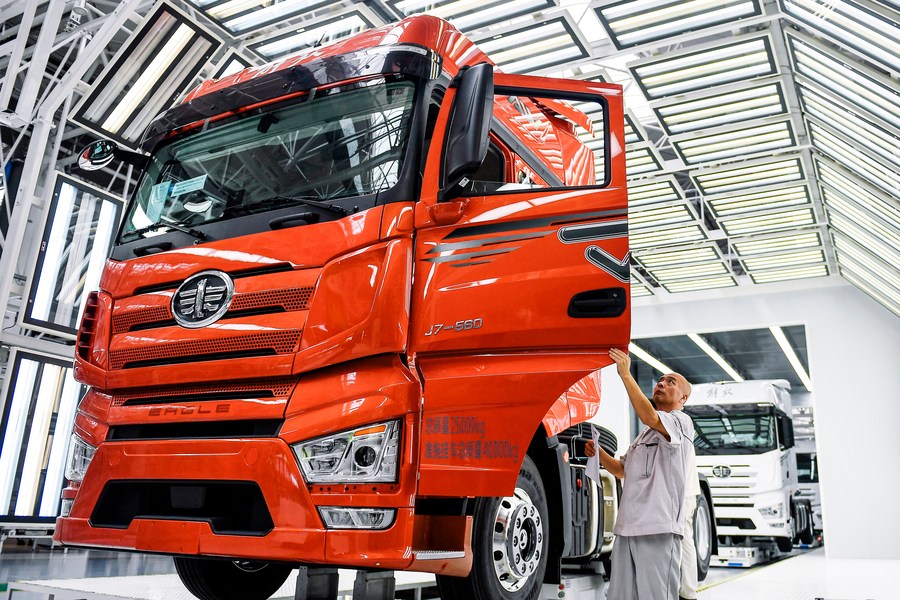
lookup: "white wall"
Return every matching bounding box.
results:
[627,277,900,560]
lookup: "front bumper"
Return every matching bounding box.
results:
[54,437,415,569]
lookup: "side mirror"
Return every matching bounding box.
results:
[77,139,149,171]
[442,63,493,200]
[78,140,118,171]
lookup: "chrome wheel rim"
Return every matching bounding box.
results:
[695,500,711,561]
[491,487,544,592]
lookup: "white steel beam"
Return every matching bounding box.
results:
[0,0,38,113]
[13,0,68,125]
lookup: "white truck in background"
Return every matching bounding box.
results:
[685,380,814,567]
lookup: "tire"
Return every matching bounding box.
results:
[174,557,293,600]
[693,493,712,582]
[798,503,815,544]
[436,455,549,600]
[775,536,793,553]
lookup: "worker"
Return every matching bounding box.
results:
[586,347,694,600]
[680,439,701,600]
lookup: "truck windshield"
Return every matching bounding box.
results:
[691,412,778,455]
[119,78,415,242]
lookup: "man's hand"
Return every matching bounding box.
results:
[609,347,631,378]
[585,440,596,457]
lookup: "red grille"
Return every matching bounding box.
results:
[111,287,314,334]
[109,330,302,369]
[111,377,299,406]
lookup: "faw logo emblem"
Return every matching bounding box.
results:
[172,270,234,328]
[712,465,732,478]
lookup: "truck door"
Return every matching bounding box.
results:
[411,70,630,496]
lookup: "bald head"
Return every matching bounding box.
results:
[652,372,692,411]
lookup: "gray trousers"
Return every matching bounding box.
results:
[607,533,681,600]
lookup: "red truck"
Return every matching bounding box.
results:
[56,15,630,600]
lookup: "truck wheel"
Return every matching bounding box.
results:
[174,557,293,600]
[798,503,815,544]
[436,455,548,600]
[776,536,793,553]
[693,493,712,581]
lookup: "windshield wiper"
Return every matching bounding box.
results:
[124,219,206,241]
[225,196,356,216]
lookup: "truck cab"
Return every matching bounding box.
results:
[55,15,630,600]
[687,380,815,564]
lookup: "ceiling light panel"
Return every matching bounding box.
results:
[71,3,220,147]
[630,201,699,231]
[649,261,731,282]
[742,248,825,271]
[474,15,590,74]
[824,195,900,258]
[808,122,897,197]
[799,84,899,171]
[732,231,823,256]
[387,0,557,33]
[787,32,899,128]
[635,245,721,268]
[707,184,811,218]
[631,283,654,297]
[194,0,332,34]
[749,264,829,284]
[630,35,776,99]
[692,157,804,195]
[249,10,380,59]
[626,146,662,177]
[832,234,900,316]
[816,159,900,235]
[653,81,785,134]
[628,176,684,207]
[781,0,899,72]
[718,207,816,236]
[630,223,707,249]
[832,234,900,292]
[595,0,762,49]
[662,275,737,293]
[673,119,795,165]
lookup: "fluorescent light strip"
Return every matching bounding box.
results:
[637,247,720,267]
[626,147,661,175]
[733,232,822,256]
[391,0,554,32]
[709,186,810,216]
[657,83,783,133]
[832,235,900,291]
[789,35,899,127]
[629,342,674,374]
[628,179,683,205]
[824,192,900,251]
[253,15,371,57]
[650,262,730,281]
[770,326,813,392]
[743,249,825,270]
[16,363,65,515]
[633,38,774,98]
[750,264,828,283]
[688,333,744,382]
[800,87,898,169]
[631,284,654,297]
[841,269,900,317]
[719,208,814,235]
[809,123,896,196]
[816,161,900,226]
[693,158,802,194]
[604,1,760,47]
[629,204,695,229]
[783,0,899,72]
[676,121,793,164]
[630,225,706,249]
[663,275,736,293]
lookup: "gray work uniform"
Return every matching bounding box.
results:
[607,410,695,600]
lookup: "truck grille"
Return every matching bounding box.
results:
[112,287,313,334]
[112,377,298,407]
[106,419,282,441]
[109,330,302,369]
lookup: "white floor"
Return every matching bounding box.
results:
[698,547,897,600]
[5,547,898,600]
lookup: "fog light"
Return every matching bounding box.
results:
[65,434,96,483]
[759,503,783,520]
[319,507,395,530]
[60,498,74,517]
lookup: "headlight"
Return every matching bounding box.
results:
[292,420,400,483]
[759,503,783,520]
[65,434,96,482]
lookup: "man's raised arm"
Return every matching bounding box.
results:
[609,347,669,441]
